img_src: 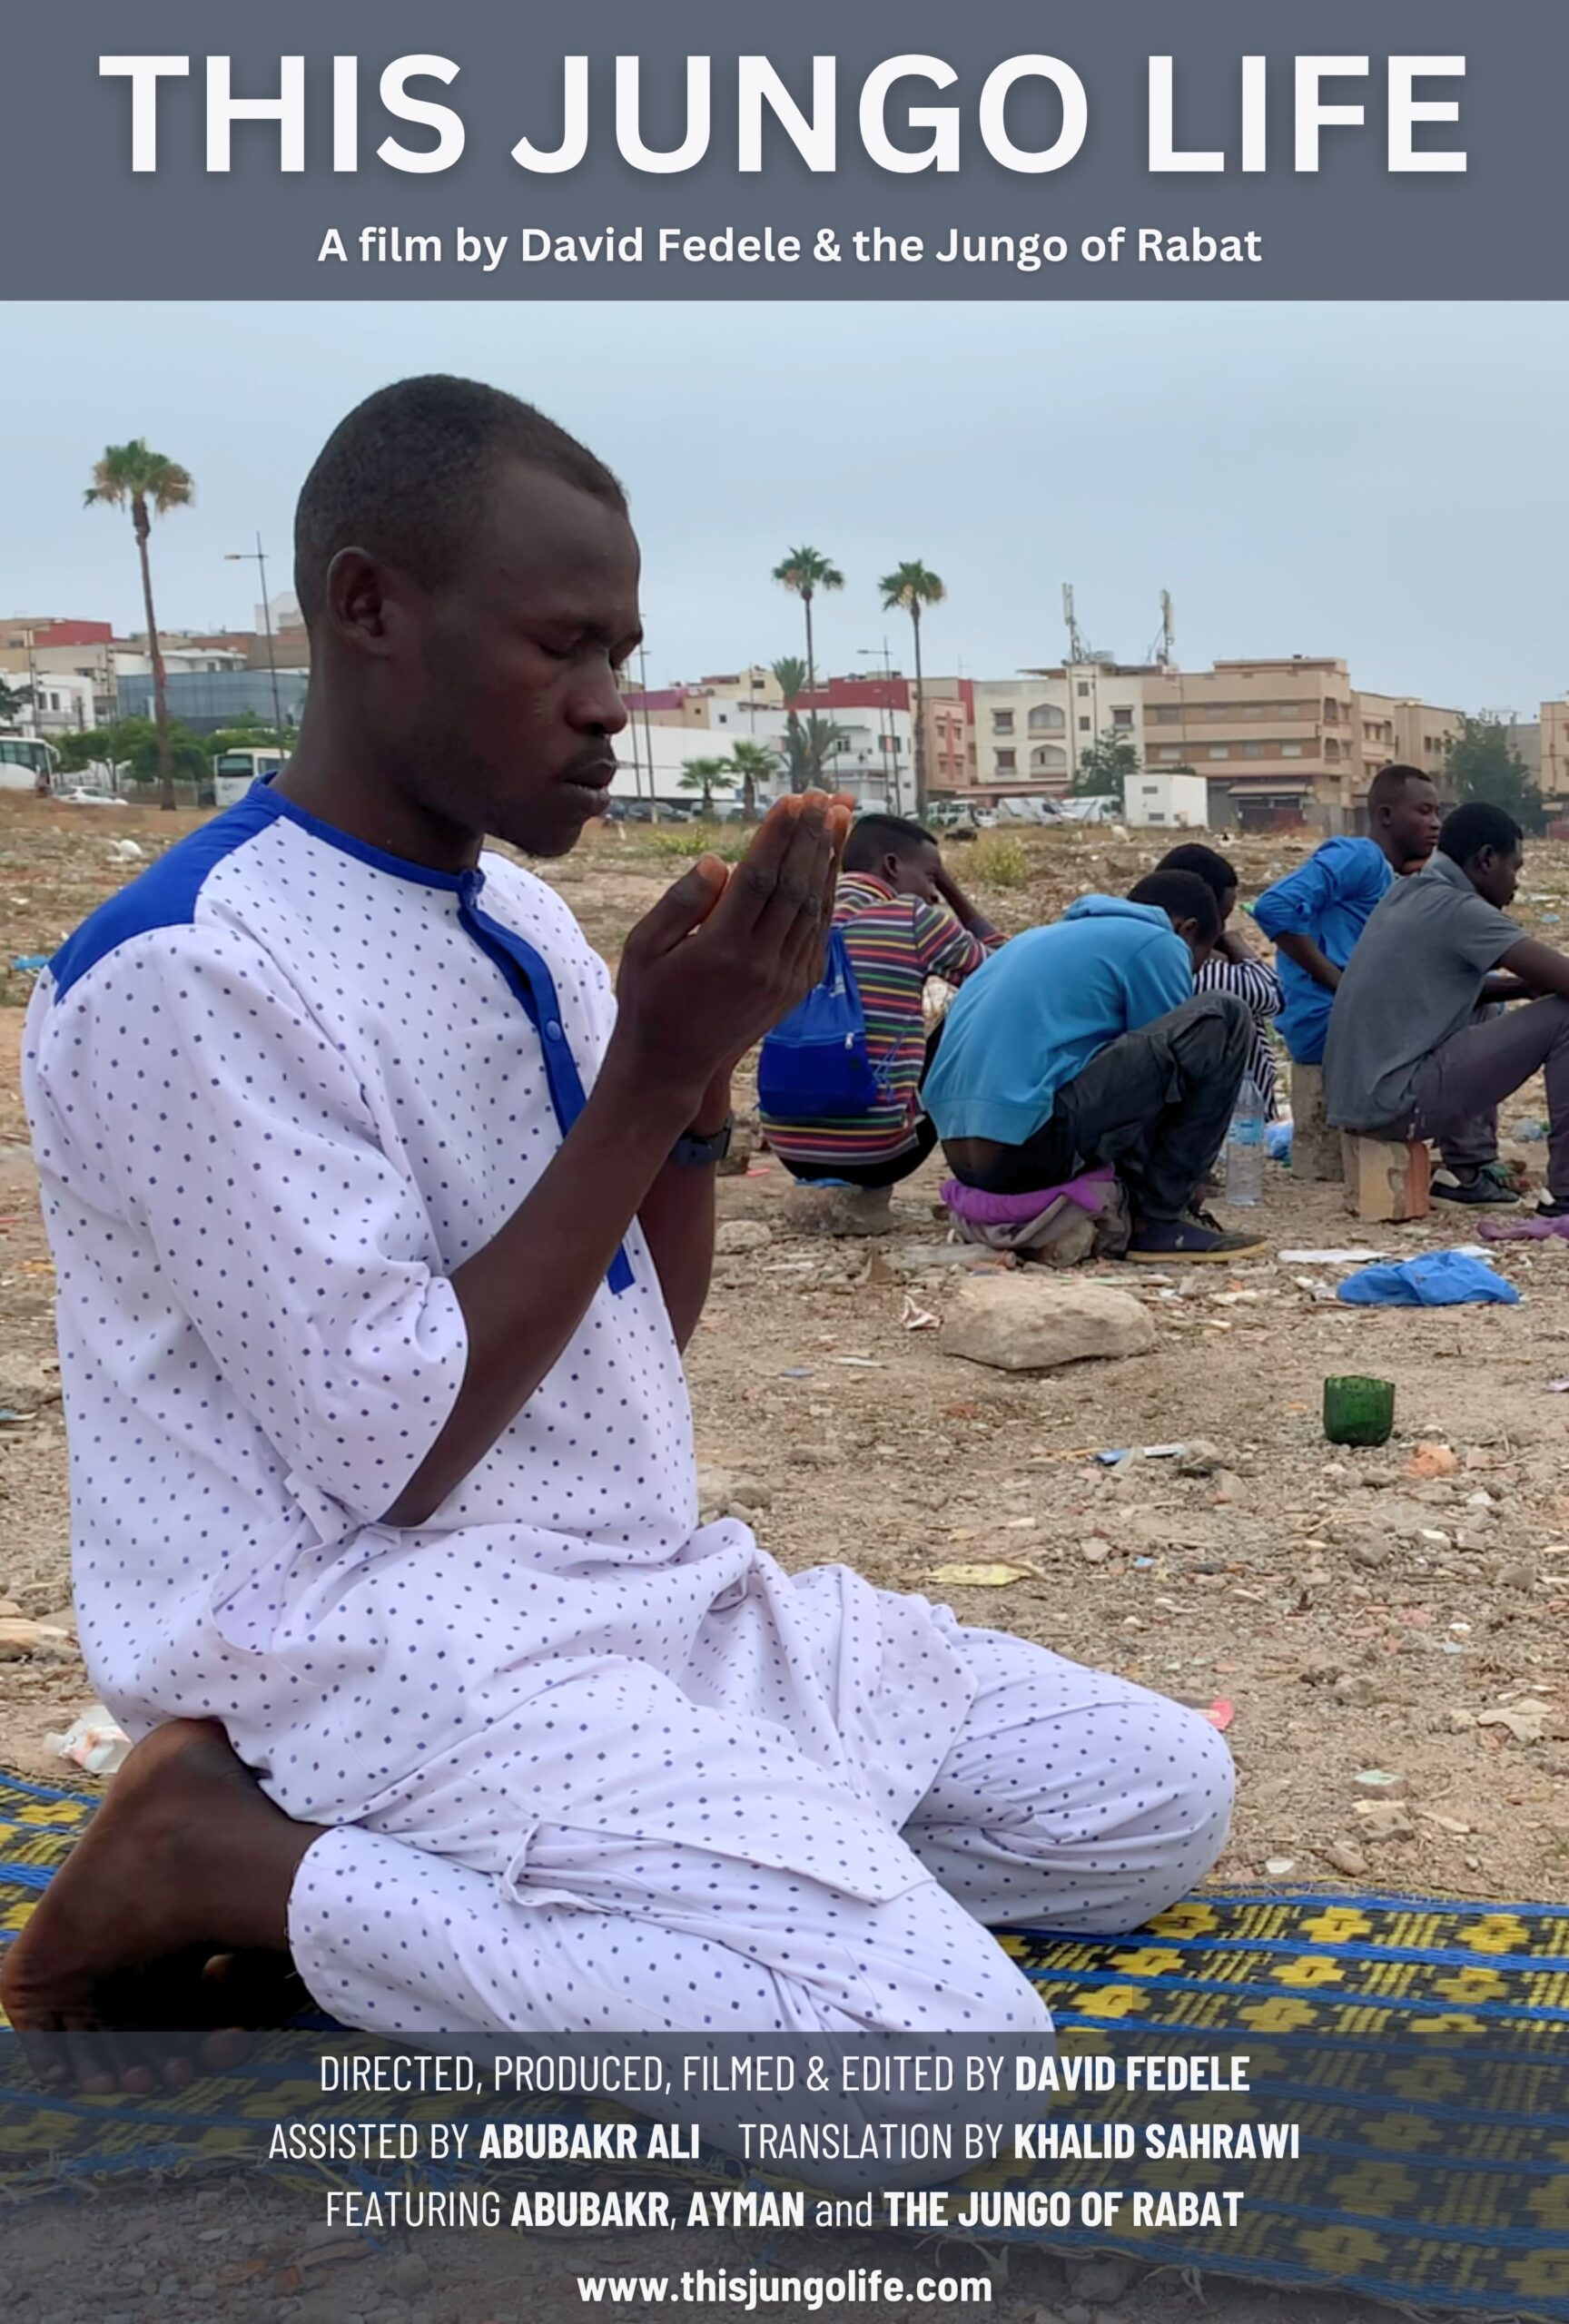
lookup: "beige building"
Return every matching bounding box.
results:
[1535,704,1569,814]
[1353,693,1462,797]
[971,664,1146,800]
[617,668,784,730]
[916,677,974,800]
[1140,658,1462,831]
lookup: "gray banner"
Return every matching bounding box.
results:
[0,3,1558,297]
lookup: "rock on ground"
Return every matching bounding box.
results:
[940,1275,1156,1374]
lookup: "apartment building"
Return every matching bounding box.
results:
[917,677,975,799]
[971,665,1146,801]
[1353,693,1462,798]
[1140,658,1462,831]
[613,705,909,812]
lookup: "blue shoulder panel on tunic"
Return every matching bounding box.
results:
[48,786,281,1000]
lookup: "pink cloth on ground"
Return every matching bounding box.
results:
[1479,1214,1569,1243]
[940,1166,1117,1228]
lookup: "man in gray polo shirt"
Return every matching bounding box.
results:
[1325,801,1569,1214]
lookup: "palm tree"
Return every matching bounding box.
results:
[678,755,735,818]
[771,656,809,795]
[879,561,945,819]
[771,547,843,780]
[85,440,194,812]
[724,738,778,822]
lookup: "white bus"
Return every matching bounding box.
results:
[212,744,289,806]
[0,733,57,793]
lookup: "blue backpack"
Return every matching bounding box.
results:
[758,927,883,1119]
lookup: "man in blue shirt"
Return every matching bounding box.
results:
[1252,764,1440,1065]
[924,871,1266,1261]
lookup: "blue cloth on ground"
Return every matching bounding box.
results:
[1337,1252,1520,1307]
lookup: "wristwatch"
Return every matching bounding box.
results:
[670,1112,734,1168]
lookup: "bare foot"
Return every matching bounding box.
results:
[1,1718,319,2093]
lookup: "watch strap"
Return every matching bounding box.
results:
[670,1112,735,1168]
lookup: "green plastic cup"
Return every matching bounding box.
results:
[1323,1375,1396,1447]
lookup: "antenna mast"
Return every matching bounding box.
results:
[1062,584,1085,665]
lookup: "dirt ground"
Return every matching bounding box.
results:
[0,2174,1408,2324]
[0,794,1564,2324]
[3,793,1566,1903]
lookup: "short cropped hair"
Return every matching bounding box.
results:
[1128,869,1220,944]
[1367,763,1433,812]
[293,375,627,623]
[844,813,936,873]
[1156,842,1238,901]
[1437,801,1524,864]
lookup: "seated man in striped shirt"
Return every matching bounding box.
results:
[761,813,1001,1189]
[1159,843,1284,1117]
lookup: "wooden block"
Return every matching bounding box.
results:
[1342,1135,1431,1223]
[1289,1063,1343,1183]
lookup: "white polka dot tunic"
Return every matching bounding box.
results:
[24,784,1233,2035]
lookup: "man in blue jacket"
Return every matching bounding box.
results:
[923,870,1266,1261]
[1252,765,1440,1066]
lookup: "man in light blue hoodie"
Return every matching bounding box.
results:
[923,871,1266,1262]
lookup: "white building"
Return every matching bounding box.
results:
[1123,771,1210,830]
[21,671,97,736]
[972,664,1147,798]
[259,591,304,635]
[612,709,911,812]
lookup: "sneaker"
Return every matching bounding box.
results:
[1124,1209,1270,1264]
[1432,1164,1520,1206]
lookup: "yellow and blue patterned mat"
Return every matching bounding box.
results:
[5,1770,1569,2317]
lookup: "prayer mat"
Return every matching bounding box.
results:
[4,1769,1569,2318]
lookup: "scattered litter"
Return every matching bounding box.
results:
[47,1703,132,1777]
[0,1408,34,1428]
[106,838,145,862]
[1279,1248,1390,1265]
[1354,1768,1406,1800]
[1200,1699,1235,1732]
[1324,1375,1396,1447]
[1093,1442,1186,1465]
[1263,1856,1297,1876]
[900,1293,940,1332]
[8,954,48,975]
[1547,1379,1569,1393]
[1337,1252,1521,1307]
[830,1355,885,1368]
[931,1561,1037,1589]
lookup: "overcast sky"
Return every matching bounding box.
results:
[2,300,1563,714]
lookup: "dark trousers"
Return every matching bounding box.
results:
[1402,996,1569,1203]
[944,992,1252,1222]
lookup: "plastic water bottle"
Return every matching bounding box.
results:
[1226,1078,1266,1206]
